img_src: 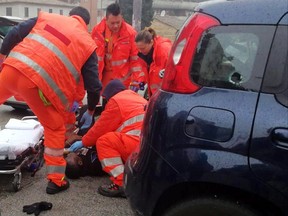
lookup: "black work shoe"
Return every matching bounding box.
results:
[46,179,70,194]
[98,183,126,198]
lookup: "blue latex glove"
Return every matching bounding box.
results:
[68,141,83,152]
[130,85,139,92]
[129,81,140,92]
[139,82,145,90]
[129,81,145,92]
[80,110,93,129]
[70,101,79,113]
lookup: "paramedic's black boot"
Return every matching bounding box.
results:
[98,183,126,198]
[46,178,70,194]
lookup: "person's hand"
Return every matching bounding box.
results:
[129,81,139,92]
[68,140,83,152]
[70,101,79,113]
[129,81,145,92]
[80,110,93,129]
[139,82,145,90]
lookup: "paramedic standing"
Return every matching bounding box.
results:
[0,7,102,194]
[135,27,172,97]
[91,2,143,90]
[69,79,147,198]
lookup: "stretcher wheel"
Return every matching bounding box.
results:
[12,173,22,192]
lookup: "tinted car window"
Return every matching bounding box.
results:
[190,26,275,91]
[262,25,288,107]
[0,26,13,35]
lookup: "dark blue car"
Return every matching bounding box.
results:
[124,0,288,215]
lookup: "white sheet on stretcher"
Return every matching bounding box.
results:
[0,118,44,160]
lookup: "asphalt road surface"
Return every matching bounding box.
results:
[0,105,134,216]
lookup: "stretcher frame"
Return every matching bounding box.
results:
[0,116,44,192]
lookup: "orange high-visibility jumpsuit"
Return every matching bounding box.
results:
[0,12,97,187]
[82,90,147,186]
[91,18,144,89]
[139,36,172,96]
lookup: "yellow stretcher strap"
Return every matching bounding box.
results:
[38,89,51,106]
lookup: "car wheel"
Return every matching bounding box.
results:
[163,198,258,216]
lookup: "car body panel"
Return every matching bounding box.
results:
[124,0,288,215]
[194,0,288,25]
[0,16,29,110]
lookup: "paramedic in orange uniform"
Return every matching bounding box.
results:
[69,79,147,197]
[0,7,102,194]
[91,3,143,90]
[135,27,172,96]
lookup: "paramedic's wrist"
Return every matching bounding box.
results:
[68,141,83,152]
[80,110,94,129]
[87,109,94,116]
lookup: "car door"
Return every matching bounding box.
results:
[250,14,288,198]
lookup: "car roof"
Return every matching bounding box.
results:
[0,16,23,37]
[0,16,23,25]
[195,0,288,25]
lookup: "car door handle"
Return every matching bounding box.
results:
[272,128,288,149]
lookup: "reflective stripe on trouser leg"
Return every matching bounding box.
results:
[97,132,126,186]
[101,157,124,178]
[0,65,67,186]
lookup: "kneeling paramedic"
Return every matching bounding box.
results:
[69,79,147,197]
[0,7,102,194]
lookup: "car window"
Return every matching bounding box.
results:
[190,25,275,91]
[0,26,13,36]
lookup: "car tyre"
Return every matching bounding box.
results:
[163,198,259,216]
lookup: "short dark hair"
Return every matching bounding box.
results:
[106,3,121,17]
[65,158,82,179]
[69,6,90,25]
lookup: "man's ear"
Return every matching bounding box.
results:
[78,160,83,166]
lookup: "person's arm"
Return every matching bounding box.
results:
[82,99,122,147]
[81,52,102,113]
[129,30,146,91]
[0,17,37,55]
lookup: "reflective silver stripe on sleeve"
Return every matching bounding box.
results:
[117,114,144,132]
[44,147,64,157]
[101,157,123,168]
[120,69,132,82]
[46,165,66,174]
[126,129,141,136]
[130,56,138,61]
[131,66,141,72]
[27,33,80,83]
[109,165,124,178]
[9,51,68,107]
[111,59,127,66]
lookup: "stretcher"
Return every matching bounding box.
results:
[0,116,44,191]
